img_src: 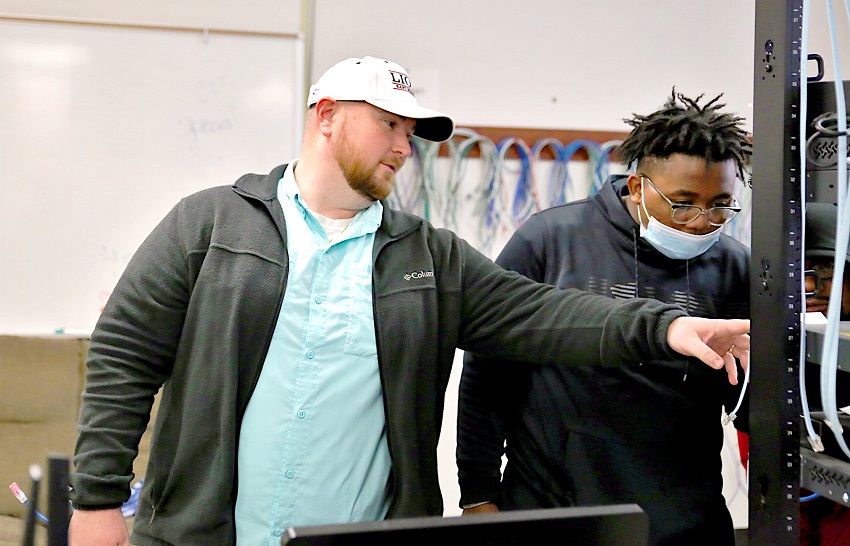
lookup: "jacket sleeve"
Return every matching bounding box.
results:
[454,227,686,369]
[70,199,201,509]
[456,218,549,507]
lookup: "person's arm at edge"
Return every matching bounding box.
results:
[450,234,749,375]
[453,236,750,383]
[457,218,546,514]
[457,352,510,514]
[463,502,500,515]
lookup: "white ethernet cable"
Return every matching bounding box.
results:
[724,357,752,426]
[817,0,850,461]
[420,135,456,227]
[800,0,824,454]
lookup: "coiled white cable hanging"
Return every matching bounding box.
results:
[817,0,850,461]
[799,0,823,454]
[421,137,459,228]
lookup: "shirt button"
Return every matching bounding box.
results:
[297,410,306,419]
[285,469,295,479]
[314,295,322,304]
[273,528,283,537]
[306,350,315,359]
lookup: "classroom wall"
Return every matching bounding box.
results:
[6,0,844,131]
[806,1,850,85]
[0,0,301,34]
[312,0,758,132]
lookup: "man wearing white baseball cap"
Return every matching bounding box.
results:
[69,55,750,546]
[307,56,454,142]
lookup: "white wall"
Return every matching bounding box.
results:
[0,0,301,34]
[312,0,757,132]
[808,0,850,81]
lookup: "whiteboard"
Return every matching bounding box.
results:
[0,18,304,333]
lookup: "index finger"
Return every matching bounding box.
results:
[721,318,751,337]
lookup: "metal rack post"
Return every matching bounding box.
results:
[749,1,805,544]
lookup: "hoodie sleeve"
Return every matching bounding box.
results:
[457,351,512,507]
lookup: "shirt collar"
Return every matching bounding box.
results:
[278,160,383,237]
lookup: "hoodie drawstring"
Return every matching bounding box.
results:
[633,226,691,381]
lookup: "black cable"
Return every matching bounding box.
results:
[813,112,850,137]
[21,465,42,546]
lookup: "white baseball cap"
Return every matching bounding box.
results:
[307,56,455,142]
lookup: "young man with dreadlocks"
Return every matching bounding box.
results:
[456,91,752,545]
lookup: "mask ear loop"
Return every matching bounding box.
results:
[637,176,651,230]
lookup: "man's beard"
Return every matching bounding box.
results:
[332,132,401,201]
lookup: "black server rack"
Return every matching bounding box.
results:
[749,1,805,544]
[750,1,850,544]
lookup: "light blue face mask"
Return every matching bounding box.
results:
[638,180,721,260]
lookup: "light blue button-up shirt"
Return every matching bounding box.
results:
[235,162,390,545]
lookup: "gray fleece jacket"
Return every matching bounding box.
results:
[71,164,687,545]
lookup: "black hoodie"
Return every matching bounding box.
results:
[458,175,750,546]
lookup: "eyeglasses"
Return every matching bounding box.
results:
[805,262,834,297]
[640,175,741,226]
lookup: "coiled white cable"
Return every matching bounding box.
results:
[817,0,850,461]
[799,0,824,454]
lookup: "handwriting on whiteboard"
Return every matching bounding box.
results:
[180,115,234,144]
[180,77,235,144]
[100,245,133,267]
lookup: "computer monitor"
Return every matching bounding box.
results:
[281,503,648,545]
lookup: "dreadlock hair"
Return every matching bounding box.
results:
[616,89,752,186]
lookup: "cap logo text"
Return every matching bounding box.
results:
[389,70,413,95]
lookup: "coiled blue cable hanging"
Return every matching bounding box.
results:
[558,140,603,199]
[453,128,502,253]
[531,138,569,208]
[497,137,539,228]
[596,139,623,193]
